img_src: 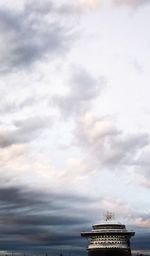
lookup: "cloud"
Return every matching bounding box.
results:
[0,95,46,114]
[139,176,150,188]
[0,184,149,252]
[0,115,52,148]
[128,148,150,188]
[101,199,131,218]
[53,67,105,118]
[0,1,149,253]
[133,172,150,188]
[76,114,149,170]
[71,113,150,191]
[133,217,150,228]
[113,0,150,8]
[0,1,75,73]
[0,186,45,209]
[25,0,55,15]
[78,0,150,9]
[0,185,95,252]
[26,0,81,15]
[80,0,150,9]
[53,64,150,190]
[80,0,101,9]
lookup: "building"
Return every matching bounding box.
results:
[81,213,135,256]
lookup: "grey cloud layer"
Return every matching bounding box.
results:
[0,96,41,114]
[0,115,52,148]
[0,1,74,72]
[0,186,149,252]
[0,0,149,74]
[0,186,93,252]
[53,68,105,117]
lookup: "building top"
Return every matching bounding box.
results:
[81,212,135,238]
[81,213,135,251]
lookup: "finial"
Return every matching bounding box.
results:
[104,211,114,222]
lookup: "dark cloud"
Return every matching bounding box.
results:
[0,1,75,73]
[0,115,52,148]
[0,186,149,252]
[0,185,92,252]
[53,68,105,118]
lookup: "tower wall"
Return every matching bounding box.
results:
[81,220,135,256]
[88,248,131,256]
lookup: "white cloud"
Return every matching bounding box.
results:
[113,0,150,8]
[80,0,102,9]
[76,114,149,171]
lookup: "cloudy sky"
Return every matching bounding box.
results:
[0,0,150,254]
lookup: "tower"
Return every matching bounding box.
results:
[81,213,135,256]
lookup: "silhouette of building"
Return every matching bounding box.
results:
[81,212,135,256]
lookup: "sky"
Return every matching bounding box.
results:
[0,0,150,254]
